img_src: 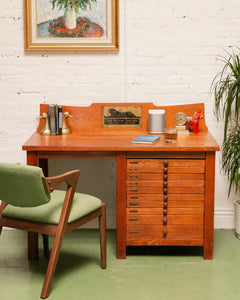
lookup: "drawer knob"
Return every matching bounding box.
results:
[163,230,167,238]
[164,196,168,202]
[163,168,168,174]
[163,175,168,181]
[163,188,168,195]
[163,217,167,225]
[163,182,168,188]
[163,202,168,209]
[164,161,168,167]
[163,209,167,216]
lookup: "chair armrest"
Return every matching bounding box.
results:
[0,201,8,217]
[43,170,80,194]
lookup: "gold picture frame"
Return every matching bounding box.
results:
[24,0,119,51]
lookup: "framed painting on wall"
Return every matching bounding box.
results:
[24,0,119,50]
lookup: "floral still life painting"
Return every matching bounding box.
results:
[25,0,118,50]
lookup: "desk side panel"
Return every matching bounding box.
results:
[116,152,127,259]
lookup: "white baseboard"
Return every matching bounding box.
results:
[214,209,234,229]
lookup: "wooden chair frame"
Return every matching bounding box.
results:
[0,170,106,299]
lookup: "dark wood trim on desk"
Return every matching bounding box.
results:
[36,151,118,159]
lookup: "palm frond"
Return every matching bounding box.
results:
[211,49,240,139]
[222,122,240,196]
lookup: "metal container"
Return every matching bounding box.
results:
[148,109,165,133]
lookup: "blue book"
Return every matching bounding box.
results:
[132,135,160,144]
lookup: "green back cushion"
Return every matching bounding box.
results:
[3,190,102,224]
[0,162,50,207]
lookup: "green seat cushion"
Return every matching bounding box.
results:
[0,162,50,207]
[2,190,102,225]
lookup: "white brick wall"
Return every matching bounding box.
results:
[1,0,239,228]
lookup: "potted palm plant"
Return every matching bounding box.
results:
[50,0,97,29]
[211,49,240,237]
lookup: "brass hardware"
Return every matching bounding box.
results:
[130,189,138,192]
[129,231,138,234]
[62,111,73,135]
[130,176,138,179]
[163,217,167,225]
[163,182,168,188]
[130,182,138,185]
[50,187,53,192]
[130,161,139,164]
[130,196,138,199]
[164,196,168,202]
[163,209,167,216]
[163,188,168,195]
[48,180,51,184]
[129,203,139,206]
[129,168,138,171]
[129,210,138,213]
[163,230,167,237]
[129,218,138,221]
[164,161,168,167]
[163,175,168,181]
[39,113,51,135]
[163,202,168,209]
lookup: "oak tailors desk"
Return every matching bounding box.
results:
[23,102,220,259]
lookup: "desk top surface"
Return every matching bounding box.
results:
[23,131,219,152]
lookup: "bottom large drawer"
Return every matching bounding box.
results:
[127,224,203,245]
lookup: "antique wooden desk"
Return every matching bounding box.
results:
[22,103,219,259]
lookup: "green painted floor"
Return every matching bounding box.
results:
[0,229,240,300]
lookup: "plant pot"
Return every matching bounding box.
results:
[234,200,240,238]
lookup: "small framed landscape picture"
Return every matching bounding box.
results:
[102,106,142,128]
[24,0,119,50]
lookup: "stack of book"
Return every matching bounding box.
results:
[48,104,63,135]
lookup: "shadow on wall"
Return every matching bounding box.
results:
[48,158,116,229]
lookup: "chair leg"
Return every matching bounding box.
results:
[28,232,39,260]
[42,234,50,257]
[40,231,65,298]
[99,203,106,269]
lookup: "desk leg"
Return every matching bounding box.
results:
[116,152,127,259]
[26,152,39,259]
[28,232,39,260]
[26,151,37,167]
[204,152,215,259]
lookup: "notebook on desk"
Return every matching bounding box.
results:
[132,135,160,144]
